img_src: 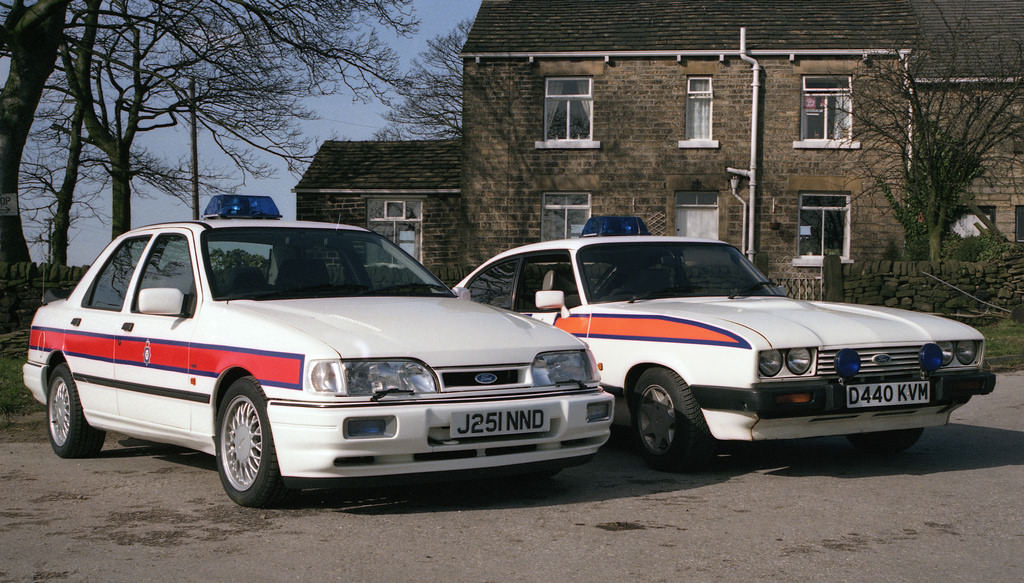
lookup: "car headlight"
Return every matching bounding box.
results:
[937,341,954,366]
[532,350,598,386]
[785,347,813,375]
[758,350,783,377]
[308,359,438,396]
[954,340,978,365]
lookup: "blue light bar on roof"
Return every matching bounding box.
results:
[203,195,282,219]
[581,216,650,237]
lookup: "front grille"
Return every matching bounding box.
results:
[442,369,519,388]
[437,364,530,392]
[817,345,923,378]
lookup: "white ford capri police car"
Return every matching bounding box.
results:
[457,218,995,471]
[24,197,612,506]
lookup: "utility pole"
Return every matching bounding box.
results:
[190,79,199,220]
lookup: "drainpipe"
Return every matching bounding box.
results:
[736,27,760,262]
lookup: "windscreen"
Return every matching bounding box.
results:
[203,227,452,301]
[577,242,780,303]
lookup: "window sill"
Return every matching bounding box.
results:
[678,139,720,149]
[792,139,861,150]
[792,256,853,267]
[534,140,601,150]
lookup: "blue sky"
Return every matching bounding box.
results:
[54,0,482,266]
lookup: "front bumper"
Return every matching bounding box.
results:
[690,370,995,441]
[265,389,614,482]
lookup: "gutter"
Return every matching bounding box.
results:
[460,48,896,62]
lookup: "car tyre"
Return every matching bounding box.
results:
[47,363,105,458]
[216,377,289,507]
[846,428,924,454]
[632,367,714,471]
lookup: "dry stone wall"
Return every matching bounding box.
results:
[839,252,1024,318]
[0,262,87,358]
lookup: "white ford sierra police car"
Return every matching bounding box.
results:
[24,202,612,506]
[457,220,995,471]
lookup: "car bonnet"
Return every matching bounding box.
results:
[222,296,585,367]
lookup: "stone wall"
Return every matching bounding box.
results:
[838,252,1024,318]
[0,262,88,358]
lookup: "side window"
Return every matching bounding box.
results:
[467,258,520,309]
[685,77,713,140]
[798,193,850,259]
[542,193,591,241]
[544,77,593,141]
[84,236,151,311]
[134,234,196,316]
[515,253,579,311]
[367,198,423,260]
[801,76,852,141]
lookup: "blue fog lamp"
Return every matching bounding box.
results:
[919,343,944,372]
[203,195,282,219]
[835,348,861,379]
[581,216,650,237]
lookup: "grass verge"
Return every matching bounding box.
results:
[976,318,1024,372]
[1,358,42,423]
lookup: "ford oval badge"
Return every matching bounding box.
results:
[475,373,498,385]
[872,354,892,364]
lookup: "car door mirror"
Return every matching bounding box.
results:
[452,286,472,301]
[138,288,185,316]
[535,290,571,319]
[535,290,565,310]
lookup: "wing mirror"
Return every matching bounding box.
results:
[535,290,571,319]
[138,288,185,316]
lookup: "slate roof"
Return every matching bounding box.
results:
[294,140,461,192]
[909,0,1024,76]
[463,0,920,54]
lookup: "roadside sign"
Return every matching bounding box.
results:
[0,192,17,216]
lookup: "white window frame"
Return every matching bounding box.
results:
[793,76,860,150]
[541,193,591,240]
[536,78,600,149]
[793,193,851,267]
[679,77,719,149]
[366,198,423,260]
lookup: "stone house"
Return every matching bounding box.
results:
[295,0,1023,282]
[294,139,462,270]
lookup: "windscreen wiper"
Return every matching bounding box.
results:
[729,280,775,299]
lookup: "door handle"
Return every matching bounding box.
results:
[70,318,81,327]
[121,322,134,332]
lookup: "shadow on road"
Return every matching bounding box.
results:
[266,422,1024,513]
[83,419,1024,513]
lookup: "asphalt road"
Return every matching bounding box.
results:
[3,372,1023,583]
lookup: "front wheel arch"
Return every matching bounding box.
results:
[215,375,288,507]
[630,366,715,472]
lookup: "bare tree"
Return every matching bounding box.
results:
[375,18,468,140]
[0,0,70,262]
[850,1,1024,261]
[3,0,417,256]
